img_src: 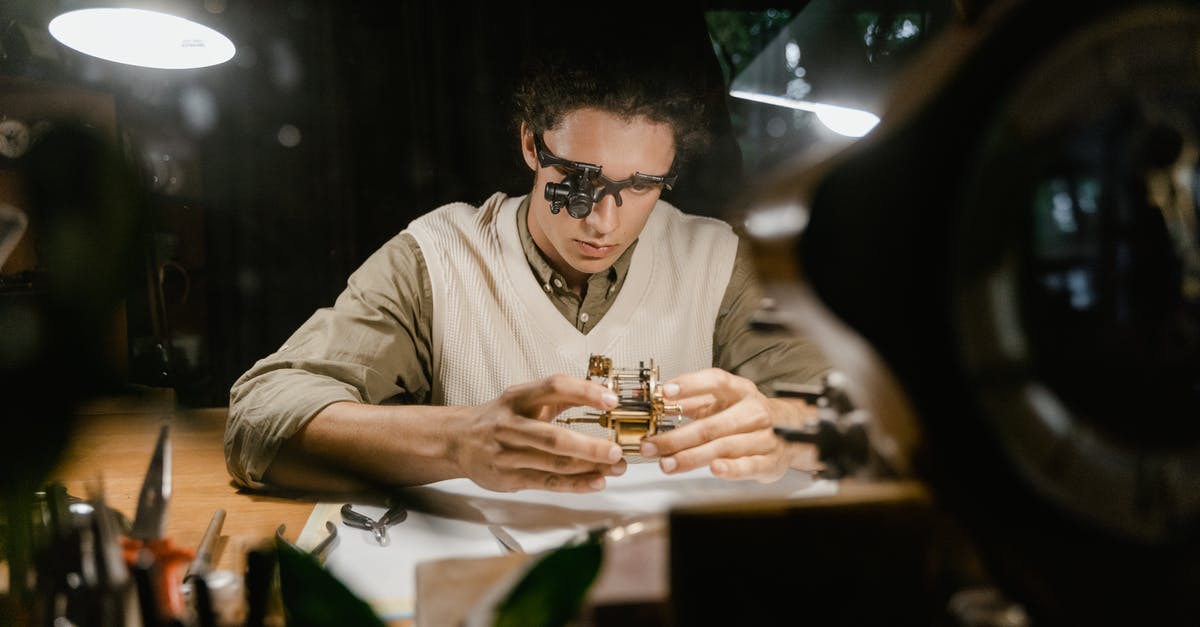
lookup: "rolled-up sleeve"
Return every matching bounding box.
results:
[225,232,433,488]
[714,237,832,392]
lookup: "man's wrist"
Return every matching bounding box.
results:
[438,406,474,479]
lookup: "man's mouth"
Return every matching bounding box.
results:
[575,240,618,258]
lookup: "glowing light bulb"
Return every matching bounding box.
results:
[729,90,881,138]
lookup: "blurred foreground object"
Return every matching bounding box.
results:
[1,123,146,623]
[0,202,28,267]
[772,370,880,479]
[737,0,1200,623]
[0,121,145,482]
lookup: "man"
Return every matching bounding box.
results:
[225,41,829,494]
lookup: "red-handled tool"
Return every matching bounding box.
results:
[121,423,195,624]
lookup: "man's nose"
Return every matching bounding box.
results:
[584,192,620,234]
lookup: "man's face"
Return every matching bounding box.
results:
[521,107,676,290]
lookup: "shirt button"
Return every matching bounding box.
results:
[580,312,590,323]
[608,285,616,294]
[553,278,563,289]
[543,283,551,292]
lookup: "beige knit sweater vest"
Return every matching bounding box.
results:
[405,192,738,427]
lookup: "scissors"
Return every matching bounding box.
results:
[121,423,195,624]
[340,502,407,546]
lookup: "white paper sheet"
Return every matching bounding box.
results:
[295,464,838,621]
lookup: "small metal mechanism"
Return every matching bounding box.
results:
[561,354,683,453]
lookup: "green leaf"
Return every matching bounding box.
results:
[275,535,386,627]
[493,538,603,627]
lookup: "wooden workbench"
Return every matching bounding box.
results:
[43,396,943,627]
[41,396,412,626]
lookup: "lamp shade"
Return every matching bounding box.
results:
[728,1,946,138]
[48,7,235,69]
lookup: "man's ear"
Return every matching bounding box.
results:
[520,123,539,172]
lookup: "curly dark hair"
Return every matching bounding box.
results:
[511,44,712,168]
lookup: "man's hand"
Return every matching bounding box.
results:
[452,375,628,493]
[639,368,820,482]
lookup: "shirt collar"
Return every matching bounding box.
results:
[516,195,637,289]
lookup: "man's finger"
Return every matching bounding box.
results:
[491,469,608,493]
[663,368,756,406]
[493,446,618,475]
[657,430,777,475]
[641,401,771,458]
[505,374,619,418]
[674,394,719,418]
[710,455,788,483]
[496,417,624,464]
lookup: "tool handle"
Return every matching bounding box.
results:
[339,503,375,529]
[377,504,408,526]
[187,509,226,579]
[124,536,195,622]
[309,521,339,562]
[154,539,193,620]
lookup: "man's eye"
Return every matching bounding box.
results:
[629,182,652,193]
